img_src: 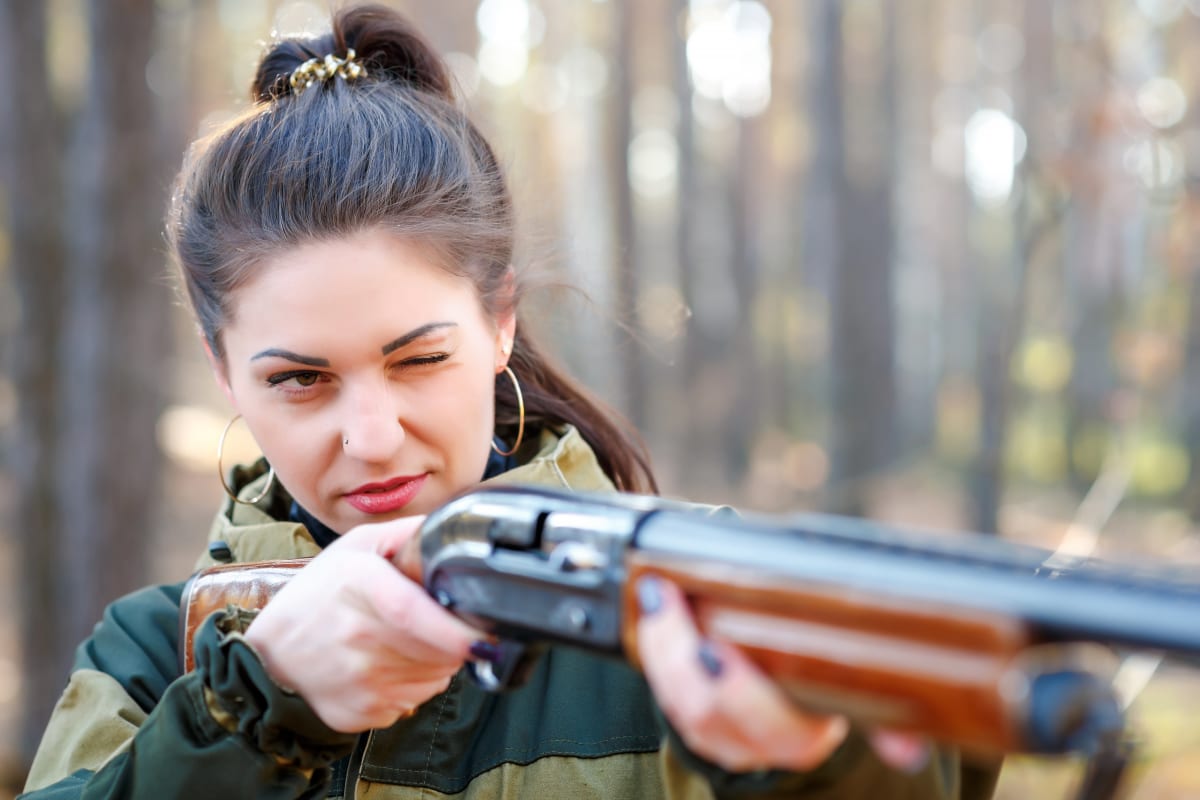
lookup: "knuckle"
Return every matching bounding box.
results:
[373,584,417,630]
[673,694,722,738]
[343,652,377,686]
[339,618,374,648]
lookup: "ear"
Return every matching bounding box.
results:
[202,335,239,409]
[494,268,518,372]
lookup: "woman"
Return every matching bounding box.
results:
[22,6,997,798]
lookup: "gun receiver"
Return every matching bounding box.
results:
[182,485,1200,762]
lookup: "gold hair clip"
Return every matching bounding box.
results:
[288,48,367,94]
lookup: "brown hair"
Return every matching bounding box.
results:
[166,4,656,493]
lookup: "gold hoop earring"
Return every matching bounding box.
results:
[492,366,525,457]
[217,414,275,505]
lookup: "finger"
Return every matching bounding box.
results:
[373,674,455,711]
[635,577,763,765]
[357,556,482,660]
[701,638,851,770]
[635,576,705,714]
[637,576,851,772]
[334,516,426,560]
[868,729,931,774]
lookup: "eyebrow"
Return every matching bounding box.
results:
[249,348,330,367]
[381,322,458,355]
[249,322,458,366]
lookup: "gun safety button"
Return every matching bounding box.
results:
[549,541,608,572]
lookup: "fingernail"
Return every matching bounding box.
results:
[870,731,930,774]
[698,640,724,678]
[469,640,501,662]
[636,576,664,615]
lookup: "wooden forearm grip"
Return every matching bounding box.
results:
[622,552,1035,754]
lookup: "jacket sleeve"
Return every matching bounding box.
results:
[20,586,356,800]
[657,712,1002,800]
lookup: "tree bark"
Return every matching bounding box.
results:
[2,0,171,763]
[827,0,898,516]
[57,0,170,633]
[673,0,701,481]
[723,117,762,482]
[0,0,70,764]
[610,0,646,429]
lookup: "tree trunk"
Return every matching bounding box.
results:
[969,0,1054,534]
[610,0,646,429]
[673,0,701,482]
[723,116,763,482]
[2,0,171,763]
[57,0,170,635]
[0,0,70,764]
[827,0,898,516]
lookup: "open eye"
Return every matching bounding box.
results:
[266,370,324,388]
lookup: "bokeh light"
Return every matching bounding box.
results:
[1124,138,1185,189]
[963,108,1027,206]
[1137,76,1188,129]
[1137,0,1186,25]
[629,129,679,199]
[476,0,545,87]
[686,1,772,118]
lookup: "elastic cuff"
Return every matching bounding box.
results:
[193,607,357,770]
[659,710,870,798]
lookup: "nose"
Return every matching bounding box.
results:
[339,379,406,463]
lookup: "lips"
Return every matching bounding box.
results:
[343,474,428,514]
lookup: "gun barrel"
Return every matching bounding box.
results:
[632,509,1200,655]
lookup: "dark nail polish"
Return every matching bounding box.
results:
[469,640,501,662]
[637,576,664,615]
[698,641,724,678]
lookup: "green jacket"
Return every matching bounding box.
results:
[22,426,999,799]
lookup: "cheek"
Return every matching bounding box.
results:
[425,369,497,443]
[241,410,329,496]
[230,395,328,491]
[422,368,497,475]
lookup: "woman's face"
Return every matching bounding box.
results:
[213,228,515,533]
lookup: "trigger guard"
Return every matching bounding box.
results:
[466,640,542,692]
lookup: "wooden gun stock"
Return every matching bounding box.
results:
[181,538,425,673]
[181,559,307,673]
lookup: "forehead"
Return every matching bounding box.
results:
[223,230,490,350]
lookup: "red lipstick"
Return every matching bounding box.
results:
[343,474,428,514]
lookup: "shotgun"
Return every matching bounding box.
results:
[181,486,1200,787]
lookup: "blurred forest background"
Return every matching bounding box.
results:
[3,0,1200,796]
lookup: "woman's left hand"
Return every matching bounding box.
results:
[635,575,928,774]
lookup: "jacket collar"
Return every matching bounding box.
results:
[196,425,614,570]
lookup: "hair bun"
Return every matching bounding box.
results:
[252,4,453,103]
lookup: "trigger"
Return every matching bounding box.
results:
[467,640,543,692]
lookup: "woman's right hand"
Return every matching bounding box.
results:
[243,516,483,733]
